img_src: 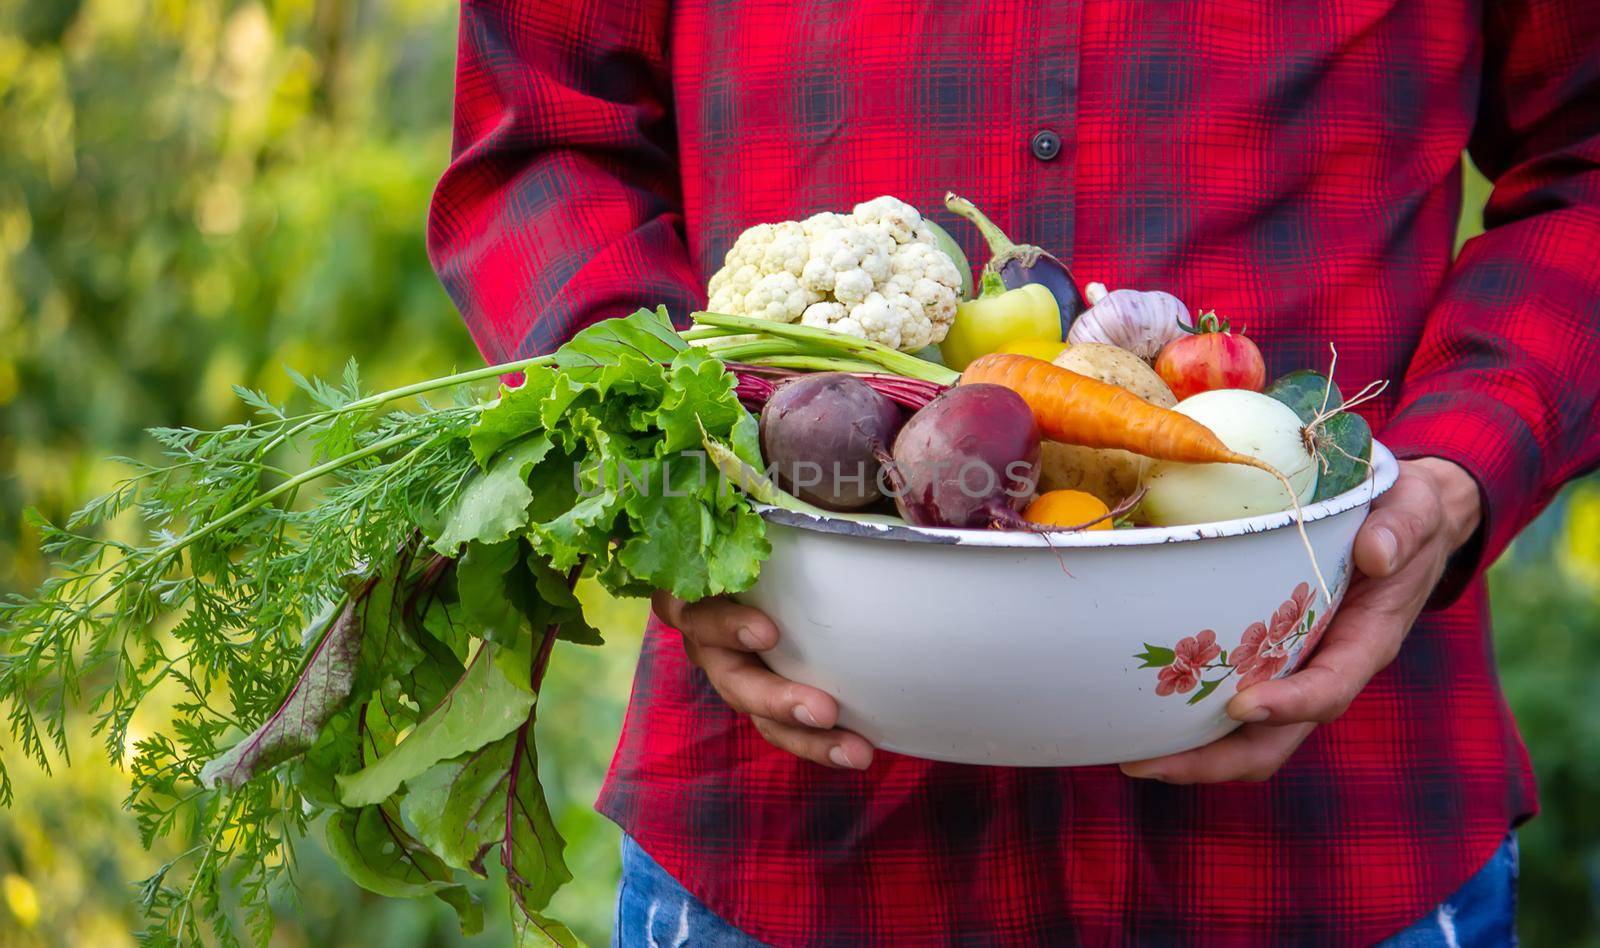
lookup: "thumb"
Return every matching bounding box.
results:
[1352,468,1442,579]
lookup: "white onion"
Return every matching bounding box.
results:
[1140,390,1317,526]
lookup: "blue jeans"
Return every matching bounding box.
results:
[1380,832,1519,946]
[613,832,1518,946]
[614,834,759,947]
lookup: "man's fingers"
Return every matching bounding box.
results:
[1231,650,1373,725]
[690,642,839,729]
[1120,722,1315,784]
[1352,469,1443,579]
[650,591,778,651]
[751,717,874,770]
[1231,516,1449,725]
[655,591,874,770]
[1234,469,1462,725]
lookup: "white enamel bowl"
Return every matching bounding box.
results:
[737,443,1400,767]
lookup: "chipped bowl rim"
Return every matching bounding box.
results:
[755,442,1399,548]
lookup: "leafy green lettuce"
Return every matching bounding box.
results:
[192,308,766,944]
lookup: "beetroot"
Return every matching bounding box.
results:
[759,372,904,511]
[886,384,1040,528]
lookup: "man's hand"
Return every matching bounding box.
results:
[651,591,876,770]
[1120,457,1482,784]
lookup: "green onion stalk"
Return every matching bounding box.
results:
[686,311,961,385]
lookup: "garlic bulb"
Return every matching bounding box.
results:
[1067,284,1192,361]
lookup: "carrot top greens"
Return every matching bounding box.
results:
[0,308,769,945]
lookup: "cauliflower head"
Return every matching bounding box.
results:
[705,196,964,352]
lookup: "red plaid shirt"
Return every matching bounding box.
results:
[429,0,1600,942]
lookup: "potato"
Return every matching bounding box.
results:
[1036,344,1177,506]
[1051,343,1176,407]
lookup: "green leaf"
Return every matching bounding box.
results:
[522,445,583,525]
[699,416,821,515]
[455,540,530,644]
[728,410,765,471]
[454,541,594,647]
[199,599,358,789]
[403,622,469,714]
[612,453,770,601]
[401,707,576,943]
[650,348,744,454]
[1135,644,1176,668]
[515,914,582,948]
[420,596,473,665]
[1187,677,1225,705]
[593,554,657,600]
[527,555,600,646]
[613,457,710,599]
[3,306,774,942]
[469,370,559,468]
[527,477,618,573]
[503,721,575,942]
[336,646,535,807]
[292,708,362,811]
[433,435,554,552]
[354,564,427,695]
[553,305,685,370]
[402,733,520,874]
[704,506,769,596]
[324,804,483,935]
[538,372,595,433]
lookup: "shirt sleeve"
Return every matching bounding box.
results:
[427,0,702,364]
[1379,0,1600,605]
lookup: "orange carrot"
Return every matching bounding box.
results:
[962,352,1330,601]
[961,352,1267,470]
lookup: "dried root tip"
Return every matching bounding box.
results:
[987,505,1074,577]
[988,507,1055,533]
[1265,463,1331,606]
[1224,453,1332,606]
[1305,378,1390,437]
[872,446,907,496]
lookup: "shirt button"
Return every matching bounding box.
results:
[1030,129,1062,161]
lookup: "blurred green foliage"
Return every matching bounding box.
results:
[0,2,1595,946]
[0,0,632,944]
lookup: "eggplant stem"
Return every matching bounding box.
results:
[945,192,1068,285]
[994,244,1051,272]
[945,191,1020,257]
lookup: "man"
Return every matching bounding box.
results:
[428,1,1600,943]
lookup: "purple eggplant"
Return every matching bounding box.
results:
[945,192,1088,335]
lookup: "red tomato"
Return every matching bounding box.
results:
[1154,311,1266,400]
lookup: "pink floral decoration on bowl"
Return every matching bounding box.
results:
[1135,579,1339,704]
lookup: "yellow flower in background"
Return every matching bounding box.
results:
[4,873,40,929]
[1562,484,1600,589]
